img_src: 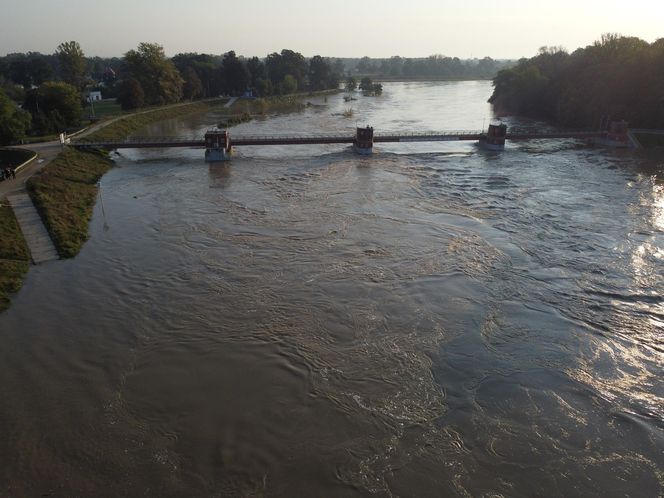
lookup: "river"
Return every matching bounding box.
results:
[1,81,662,497]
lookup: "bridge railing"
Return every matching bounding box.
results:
[231,133,355,141]
[375,130,484,138]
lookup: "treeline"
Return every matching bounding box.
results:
[343,55,513,80]
[0,42,342,144]
[489,34,664,129]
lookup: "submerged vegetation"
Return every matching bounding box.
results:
[219,95,315,128]
[489,34,664,129]
[26,147,112,258]
[0,204,30,313]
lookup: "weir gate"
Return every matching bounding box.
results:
[73,122,635,161]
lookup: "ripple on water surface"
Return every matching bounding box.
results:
[0,82,662,497]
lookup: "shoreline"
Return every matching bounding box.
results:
[0,90,337,313]
[0,98,230,313]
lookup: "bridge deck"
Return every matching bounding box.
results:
[73,130,608,150]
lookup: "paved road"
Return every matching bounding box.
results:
[0,115,126,201]
[0,141,62,201]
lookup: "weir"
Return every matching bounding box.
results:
[73,122,634,161]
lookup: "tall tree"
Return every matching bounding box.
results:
[246,56,265,89]
[182,67,203,100]
[308,55,332,91]
[0,88,31,145]
[116,78,145,110]
[221,51,249,95]
[56,41,87,91]
[266,50,308,91]
[489,34,664,129]
[23,81,81,133]
[123,43,183,105]
[172,53,223,97]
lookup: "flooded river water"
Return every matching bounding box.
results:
[1,81,663,497]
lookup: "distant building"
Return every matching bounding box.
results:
[102,67,116,84]
[87,91,102,102]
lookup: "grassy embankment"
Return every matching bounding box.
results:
[29,99,227,259]
[0,149,36,312]
[79,99,226,142]
[27,148,113,258]
[0,204,30,312]
[633,133,664,149]
[81,100,123,121]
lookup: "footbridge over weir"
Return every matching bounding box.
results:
[72,122,633,161]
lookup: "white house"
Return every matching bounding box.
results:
[87,91,102,102]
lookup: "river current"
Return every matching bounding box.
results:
[1,81,662,497]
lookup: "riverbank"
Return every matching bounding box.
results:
[633,132,664,149]
[0,92,333,312]
[26,148,112,258]
[0,204,30,312]
[79,98,228,142]
[28,98,230,259]
[0,98,234,313]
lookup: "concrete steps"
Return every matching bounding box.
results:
[7,193,59,264]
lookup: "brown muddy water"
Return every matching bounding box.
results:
[1,82,662,497]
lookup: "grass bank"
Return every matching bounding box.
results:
[27,148,113,258]
[80,99,227,142]
[633,133,664,149]
[0,148,37,168]
[0,203,30,313]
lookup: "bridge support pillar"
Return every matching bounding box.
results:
[354,126,374,155]
[478,123,507,151]
[205,130,232,162]
[598,120,633,148]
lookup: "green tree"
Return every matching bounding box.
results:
[172,52,223,98]
[116,78,145,110]
[123,43,183,105]
[266,50,308,91]
[359,77,373,92]
[281,74,297,94]
[221,51,249,95]
[488,34,664,128]
[23,81,81,133]
[182,67,203,100]
[56,41,87,91]
[256,78,272,97]
[246,56,266,89]
[357,56,374,74]
[308,55,331,91]
[0,88,31,144]
[345,75,357,92]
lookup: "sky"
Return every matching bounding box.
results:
[1,0,662,59]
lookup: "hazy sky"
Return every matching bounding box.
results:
[1,0,662,59]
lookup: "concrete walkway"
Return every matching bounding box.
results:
[7,193,59,264]
[224,97,239,108]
